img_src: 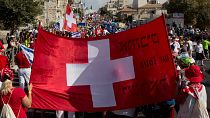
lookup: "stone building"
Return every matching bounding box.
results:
[118,0,168,23]
[37,0,84,26]
[105,0,168,23]
[133,0,168,8]
[37,0,69,26]
[134,0,168,21]
[106,0,129,15]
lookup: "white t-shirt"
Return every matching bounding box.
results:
[171,41,180,53]
[187,40,193,51]
[177,85,207,118]
[195,44,203,53]
[169,30,173,35]
[103,29,109,35]
[189,29,195,34]
[183,43,189,51]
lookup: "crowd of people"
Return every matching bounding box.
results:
[0,21,210,118]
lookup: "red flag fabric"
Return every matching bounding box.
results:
[63,4,77,32]
[30,15,177,112]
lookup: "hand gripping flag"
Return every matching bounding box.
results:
[30,15,177,112]
[63,4,78,32]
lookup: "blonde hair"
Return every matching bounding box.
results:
[0,79,13,95]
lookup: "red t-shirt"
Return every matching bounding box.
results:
[0,42,4,51]
[96,27,103,36]
[0,55,9,70]
[29,42,34,49]
[81,31,86,38]
[15,51,30,68]
[0,88,27,118]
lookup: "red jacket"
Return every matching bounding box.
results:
[0,55,9,70]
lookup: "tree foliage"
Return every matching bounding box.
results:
[166,0,210,30]
[0,0,43,30]
[98,6,113,18]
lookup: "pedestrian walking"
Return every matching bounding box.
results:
[195,40,205,66]
[15,48,31,89]
[202,38,210,59]
[176,65,209,118]
[0,68,33,118]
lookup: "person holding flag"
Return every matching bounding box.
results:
[96,25,103,36]
[15,44,33,89]
[81,27,86,38]
[0,67,33,118]
[56,4,77,118]
[176,65,208,117]
[63,4,78,32]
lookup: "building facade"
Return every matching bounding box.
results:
[117,0,168,24]
[38,0,84,26]
[132,0,147,9]
[132,0,168,20]
[37,0,69,26]
[106,0,130,15]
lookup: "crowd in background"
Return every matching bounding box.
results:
[0,20,210,118]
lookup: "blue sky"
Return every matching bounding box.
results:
[83,0,133,11]
[83,0,109,10]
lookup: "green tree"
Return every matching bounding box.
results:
[166,0,210,30]
[98,6,113,19]
[0,0,43,30]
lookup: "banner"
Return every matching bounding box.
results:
[30,15,177,112]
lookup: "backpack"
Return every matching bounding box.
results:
[0,90,20,118]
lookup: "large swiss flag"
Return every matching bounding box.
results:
[30,15,177,112]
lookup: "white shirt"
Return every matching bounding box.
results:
[171,41,180,53]
[195,44,203,53]
[103,29,109,35]
[183,43,189,51]
[189,29,195,34]
[177,85,207,118]
[187,40,193,51]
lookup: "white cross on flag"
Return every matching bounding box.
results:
[63,4,78,32]
[66,39,135,108]
[30,15,177,112]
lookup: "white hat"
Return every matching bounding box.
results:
[175,38,179,41]
[10,35,15,38]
